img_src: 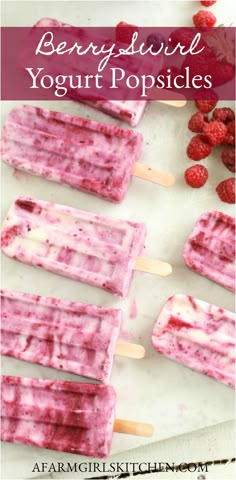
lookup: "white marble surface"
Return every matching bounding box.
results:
[1,1,235,479]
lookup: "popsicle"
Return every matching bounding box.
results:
[1,289,145,383]
[86,99,148,128]
[152,294,236,388]
[1,105,175,203]
[31,18,186,127]
[1,197,172,297]
[1,376,154,458]
[183,211,235,292]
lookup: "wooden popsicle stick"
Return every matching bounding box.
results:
[158,99,187,107]
[115,341,145,359]
[132,163,175,187]
[114,419,154,437]
[135,257,172,276]
[149,88,187,107]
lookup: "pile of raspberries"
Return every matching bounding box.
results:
[185,94,235,204]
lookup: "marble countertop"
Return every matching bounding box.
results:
[1,1,235,479]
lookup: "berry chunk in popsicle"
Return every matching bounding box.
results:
[1,289,145,383]
[1,105,175,201]
[183,211,235,292]
[152,294,236,388]
[1,376,154,458]
[1,197,172,298]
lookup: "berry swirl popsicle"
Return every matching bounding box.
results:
[1,289,145,383]
[28,18,153,127]
[1,197,172,297]
[1,105,175,201]
[28,18,185,126]
[183,211,235,292]
[152,294,235,388]
[1,376,154,458]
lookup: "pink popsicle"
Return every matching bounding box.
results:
[183,211,235,292]
[32,17,151,127]
[152,294,236,388]
[2,105,143,202]
[1,376,116,458]
[1,289,123,383]
[1,197,146,297]
[85,99,147,128]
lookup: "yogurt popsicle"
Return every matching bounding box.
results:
[1,289,145,383]
[1,375,116,458]
[183,211,235,292]
[2,105,175,200]
[1,376,154,457]
[85,100,147,128]
[1,197,171,297]
[152,294,236,388]
[30,18,150,127]
[2,105,141,203]
[31,18,185,126]
[88,96,186,126]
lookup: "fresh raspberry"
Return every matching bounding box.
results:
[184,165,208,188]
[216,178,235,204]
[188,112,208,133]
[194,91,218,114]
[223,120,235,145]
[213,107,235,124]
[221,148,235,173]
[227,120,235,136]
[170,28,195,48]
[183,49,235,89]
[116,22,138,44]
[193,10,217,27]
[200,1,216,6]
[203,121,227,145]
[223,133,235,146]
[146,32,166,51]
[187,134,212,160]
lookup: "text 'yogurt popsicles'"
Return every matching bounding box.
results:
[1,376,154,458]
[1,289,145,383]
[1,197,172,297]
[183,211,235,292]
[1,105,175,202]
[152,294,236,388]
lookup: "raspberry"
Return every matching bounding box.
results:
[170,28,195,48]
[216,178,235,204]
[227,120,235,136]
[223,120,235,146]
[194,91,218,114]
[193,10,217,27]
[200,1,216,6]
[213,107,235,124]
[187,134,212,160]
[221,148,235,173]
[224,134,235,145]
[116,22,138,44]
[146,33,165,51]
[184,165,208,188]
[188,112,208,133]
[203,121,227,145]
